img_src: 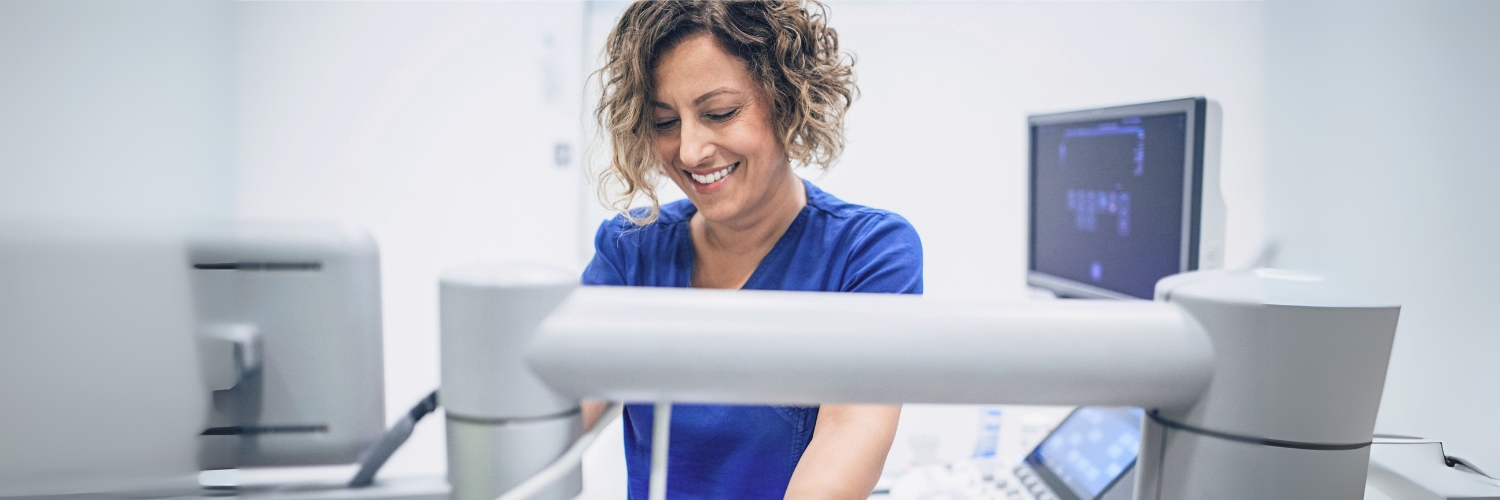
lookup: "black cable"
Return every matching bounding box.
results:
[349,390,439,488]
[201,424,327,435]
[1147,409,1370,451]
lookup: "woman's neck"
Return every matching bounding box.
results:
[694,169,807,265]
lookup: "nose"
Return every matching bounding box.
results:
[677,118,716,168]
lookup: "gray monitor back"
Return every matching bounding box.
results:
[189,221,385,468]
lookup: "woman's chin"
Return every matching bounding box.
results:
[686,180,738,213]
[690,197,743,223]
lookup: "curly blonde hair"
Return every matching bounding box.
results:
[594,0,857,225]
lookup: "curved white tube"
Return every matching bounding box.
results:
[493,402,623,500]
[529,286,1213,410]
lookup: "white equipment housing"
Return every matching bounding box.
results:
[189,222,386,468]
[439,264,1399,500]
[0,222,389,499]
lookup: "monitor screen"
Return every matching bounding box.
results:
[1024,407,1145,500]
[1028,98,1210,300]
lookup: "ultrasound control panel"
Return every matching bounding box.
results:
[1021,407,1144,500]
[887,408,1143,500]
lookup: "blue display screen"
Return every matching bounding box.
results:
[1031,112,1190,299]
[1023,407,1144,500]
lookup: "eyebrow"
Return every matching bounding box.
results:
[694,88,740,105]
[651,87,743,110]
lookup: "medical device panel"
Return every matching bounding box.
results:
[1021,407,1143,500]
[188,222,386,468]
[1028,97,1224,299]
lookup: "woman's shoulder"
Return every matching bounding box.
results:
[592,198,695,254]
[584,199,694,286]
[797,180,923,294]
[802,180,920,241]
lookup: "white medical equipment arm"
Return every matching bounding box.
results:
[530,287,1213,410]
[439,265,1399,500]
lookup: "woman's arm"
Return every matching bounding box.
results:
[581,399,610,430]
[784,404,901,500]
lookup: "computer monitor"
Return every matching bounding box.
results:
[1027,97,1224,300]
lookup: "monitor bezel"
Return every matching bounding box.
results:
[1027,97,1208,300]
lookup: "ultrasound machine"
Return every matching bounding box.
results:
[1016,98,1222,500]
[891,97,1223,500]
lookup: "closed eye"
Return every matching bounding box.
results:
[705,108,740,122]
[653,118,680,131]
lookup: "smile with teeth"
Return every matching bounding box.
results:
[688,162,739,185]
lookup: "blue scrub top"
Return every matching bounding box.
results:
[582,179,923,500]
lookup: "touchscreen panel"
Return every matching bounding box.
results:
[1023,407,1145,500]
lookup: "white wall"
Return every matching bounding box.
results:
[0,0,235,222]
[236,1,587,478]
[1265,0,1500,471]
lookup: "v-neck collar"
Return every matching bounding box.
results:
[675,180,815,290]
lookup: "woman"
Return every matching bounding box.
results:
[582,1,921,499]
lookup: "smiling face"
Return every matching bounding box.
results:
[651,33,797,225]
